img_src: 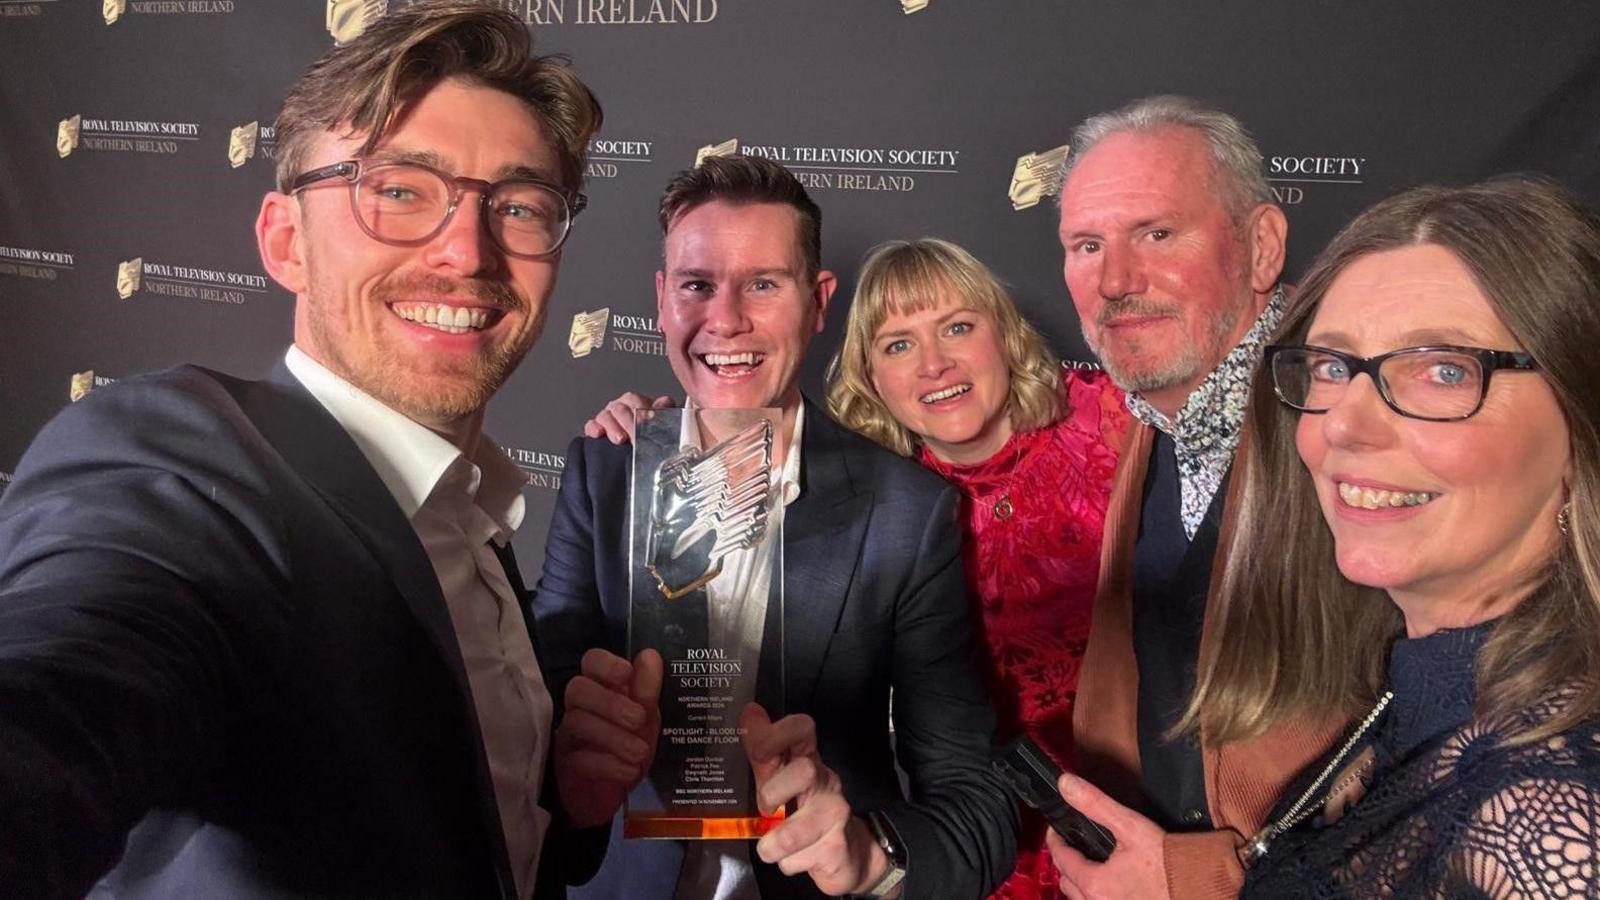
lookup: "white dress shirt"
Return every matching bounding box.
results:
[672,404,804,900]
[286,346,553,900]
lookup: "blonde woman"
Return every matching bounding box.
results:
[582,238,1129,897]
[828,238,1129,899]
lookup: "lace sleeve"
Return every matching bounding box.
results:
[1238,652,1600,900]
[1438,773,1600,899]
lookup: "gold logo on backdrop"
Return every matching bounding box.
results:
[1008,144,1071,210]
[56,115,81,159]
[70,371,96,403]
[569,307,611,358]
[900,0,929,12]
[228,121,259,168]
[116,258,143,300]
[327,0,388,44]
[694,139,739,168]
[103,0,126,25]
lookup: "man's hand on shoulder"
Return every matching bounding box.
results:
[743,704,897,897]
[581,392,675,445]
[553,648,664,829]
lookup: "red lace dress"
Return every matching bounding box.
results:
[919,367,1129,900]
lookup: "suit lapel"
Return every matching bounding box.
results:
[247,363,474,696]
[766,402,871,714]
[242,362,517,899]
[1072,420,1153,808]
[495,540,544,662]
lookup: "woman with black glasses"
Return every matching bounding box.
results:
[1175,175,1600,898]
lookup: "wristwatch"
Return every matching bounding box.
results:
[856,810,908,898]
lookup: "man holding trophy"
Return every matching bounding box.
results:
[0,4,643,897]
[533,155,1016,899]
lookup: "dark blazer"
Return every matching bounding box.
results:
[0,362,596,899]
[533,400,1017,900]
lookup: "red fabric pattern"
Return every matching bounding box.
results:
[920,368,1129,900]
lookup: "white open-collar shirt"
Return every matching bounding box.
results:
[672,401,803,900]
[287,346,551,900]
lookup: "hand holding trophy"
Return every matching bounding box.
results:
[553,647,664,830]
[626,407,785,841]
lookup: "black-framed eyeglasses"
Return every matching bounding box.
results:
[1265,344,1539,422]
[289,159,587,258]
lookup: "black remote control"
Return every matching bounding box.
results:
[992,735,1118,862]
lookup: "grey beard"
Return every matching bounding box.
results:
[1080,295,1246,396]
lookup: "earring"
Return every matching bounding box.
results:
[1558,502,1572,536]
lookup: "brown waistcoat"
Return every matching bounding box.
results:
[1071,421,1347,898]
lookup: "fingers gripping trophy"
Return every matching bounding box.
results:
[628,409,787,840]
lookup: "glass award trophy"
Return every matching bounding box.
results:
[625,407,785,840]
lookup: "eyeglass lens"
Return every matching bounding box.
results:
[1273,348,1486,419]
[354,164,569,255]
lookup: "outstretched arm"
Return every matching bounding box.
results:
[0,381,288,897]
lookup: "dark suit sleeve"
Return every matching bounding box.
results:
[532,436,621,706]
[530,436,622,887]
[880,485,1018,900]
[0,378,290,898]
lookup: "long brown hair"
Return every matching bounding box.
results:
[1185,176,1600,745]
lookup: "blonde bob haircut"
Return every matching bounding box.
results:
[826,238,1062,457]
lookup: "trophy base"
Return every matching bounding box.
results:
[623,810,787,840]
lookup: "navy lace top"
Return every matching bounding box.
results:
[1242,621,1600,898]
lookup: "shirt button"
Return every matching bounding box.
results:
[1183,808,1206,825]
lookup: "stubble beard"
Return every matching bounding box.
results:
[1082,294,1246,397]
[306,265,543,427]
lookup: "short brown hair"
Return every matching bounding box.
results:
[827,238,1062,457]
[273,0,602,192]
[657,155,822,279]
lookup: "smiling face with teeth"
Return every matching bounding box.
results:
[1058,127,1287,419]
[257,78,561,439]
[867,298,1013,465]
[1295,244,1570,627]
[656,201,835,433]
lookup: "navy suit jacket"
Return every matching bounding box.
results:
[533,400,1017,900]
[0,363,597,899]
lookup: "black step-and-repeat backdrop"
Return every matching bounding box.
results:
[4,1,1599,570]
